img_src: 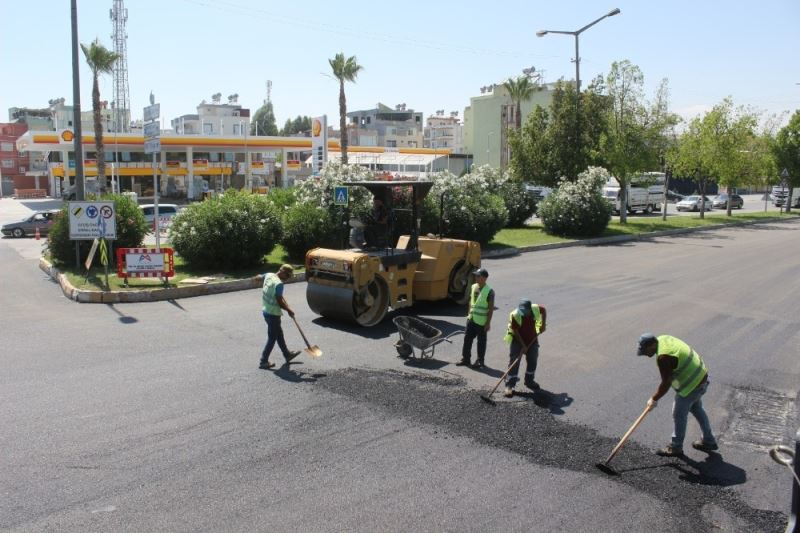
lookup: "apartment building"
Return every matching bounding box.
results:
[171,94,251,136]
[346,103,424,149]
[423,111,464,153]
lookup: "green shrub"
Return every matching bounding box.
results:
[499,180,538,227]
[47,193,148,266]
[281,202,341,260]
[265,186,297,212]
[538,167,612,237]
[419,167,508,244]
[169,190,281,269]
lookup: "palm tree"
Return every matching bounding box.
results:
[503,76,537,130]
[328,53,363,164]
[80,40,119,187]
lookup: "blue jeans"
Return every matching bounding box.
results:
[671,380,717,449]
[260,312,289,363]
[506,340,539,387]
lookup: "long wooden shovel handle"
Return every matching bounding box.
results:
[604,403,655,464]
[291,316,313,349]
[486,341,532,396]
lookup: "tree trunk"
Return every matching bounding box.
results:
[619,179,628,224]
[339,80,347,165]
[516,101,522,130]
[92,74,105,185]
[726,185,732,216]
[699,178,707,219]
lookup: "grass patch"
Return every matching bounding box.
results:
[55,211,797,291]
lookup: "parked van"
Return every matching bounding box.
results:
[771,185,800,208]
[603,173,665,214]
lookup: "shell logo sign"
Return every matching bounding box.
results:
[312,119,322,138]
[60,130,75,142]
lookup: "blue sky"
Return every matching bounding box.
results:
[1,0,798,131]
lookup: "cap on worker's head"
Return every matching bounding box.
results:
[473,268,489,278]
[518,298,532,313]
[279,264,294,275]
[637,333,657,356]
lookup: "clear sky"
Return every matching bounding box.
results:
[1,0,798,131]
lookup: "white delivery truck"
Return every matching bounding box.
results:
[603,173,665,214]
[771,184,800,208]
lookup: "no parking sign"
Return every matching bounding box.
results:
[68,201,116,240]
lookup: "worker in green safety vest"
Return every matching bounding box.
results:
[457,268,494,369]
[637,333,718,457]
[502,298,547,397]
[259,264,301,370]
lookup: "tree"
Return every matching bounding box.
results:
[328,53,363,164]
[280,116,312,136]
[508,79,609,186]
[670,98,765,217]
[773,110,800,212]
[251,101,278,136]
[80,40,119,186]
[503,76,537,130]
[599,60,672,223]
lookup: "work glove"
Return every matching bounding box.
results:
[647,398,658,409]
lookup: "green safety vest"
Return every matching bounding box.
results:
[503,305,542,344]
[262,273,283,316]
[468,283,492,326]
[657,335,708,397]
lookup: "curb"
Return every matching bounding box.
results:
[41,217,794,303]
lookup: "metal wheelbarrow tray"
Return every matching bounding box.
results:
[392,316,462,359]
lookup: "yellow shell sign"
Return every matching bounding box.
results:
[61,130,74,142]
[312,119,322,137]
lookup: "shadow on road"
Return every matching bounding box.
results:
[669,452,747,487]
[513,388,574,415]
[105,303,138,324]
[273,362,326,383]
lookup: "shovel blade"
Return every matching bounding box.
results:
[595,462,619,476]
[305,345,323,358]
[480,394,496,406]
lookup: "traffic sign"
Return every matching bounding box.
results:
[68,201,116,240]
[143,103,160,122]
[143,121,160,140]
[334,186,349,206]
[144,138,161,154]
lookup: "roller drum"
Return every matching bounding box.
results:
[306,279,389,327]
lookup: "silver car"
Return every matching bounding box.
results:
[676,195,713,212]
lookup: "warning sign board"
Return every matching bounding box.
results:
[68,201,116,240]
[334,186,349,206]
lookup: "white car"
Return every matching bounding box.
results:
[140,204,179,227]
[675,195,713,212]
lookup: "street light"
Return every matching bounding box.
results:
[487,131,495,166]
[537,8,621,163]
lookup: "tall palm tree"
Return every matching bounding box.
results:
[503,76,536,130]
[80,40,119,187]
[328,53,363,164]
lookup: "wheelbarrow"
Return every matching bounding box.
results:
[392,316,463,360]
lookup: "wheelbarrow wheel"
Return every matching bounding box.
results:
[395,341,413,359]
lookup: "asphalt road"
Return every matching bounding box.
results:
[1,197,798,532]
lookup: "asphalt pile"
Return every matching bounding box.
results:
[318,368,788,533]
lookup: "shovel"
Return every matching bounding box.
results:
[291,316,323,358]
[479,341,532,405]
[595,402,655,476]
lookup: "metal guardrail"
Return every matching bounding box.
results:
[771,428,799,533]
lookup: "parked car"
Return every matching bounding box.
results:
[712,193,744,209]
[676,195,713,212]
[1,210,60,238]
[140,204,179,227]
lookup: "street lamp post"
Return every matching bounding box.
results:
[487,131,494,166]
[537,8,621,163]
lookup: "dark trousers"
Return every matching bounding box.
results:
[461,319,487,363]
[506,339,539,386]
[261,313,289,363]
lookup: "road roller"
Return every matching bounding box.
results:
[305,181,481,326]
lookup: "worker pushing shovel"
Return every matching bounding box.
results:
[596,333,719,476]
[502,298,546,398]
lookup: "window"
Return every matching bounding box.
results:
[386,140,397,148]
[2,160,14,168]
[1,142,13,152]
[203,123,213,134]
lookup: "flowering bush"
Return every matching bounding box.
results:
[281,202,341,260]
[500,180,538,227]
[169,190,281,269]
[538,166,612,237]
[419,166,508,244]
[47,192,148,265]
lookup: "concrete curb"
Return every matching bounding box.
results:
[41,217,793,303]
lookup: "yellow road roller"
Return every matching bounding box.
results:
[305,181,481,326]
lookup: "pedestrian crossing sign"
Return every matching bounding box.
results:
[334,186,349,206]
